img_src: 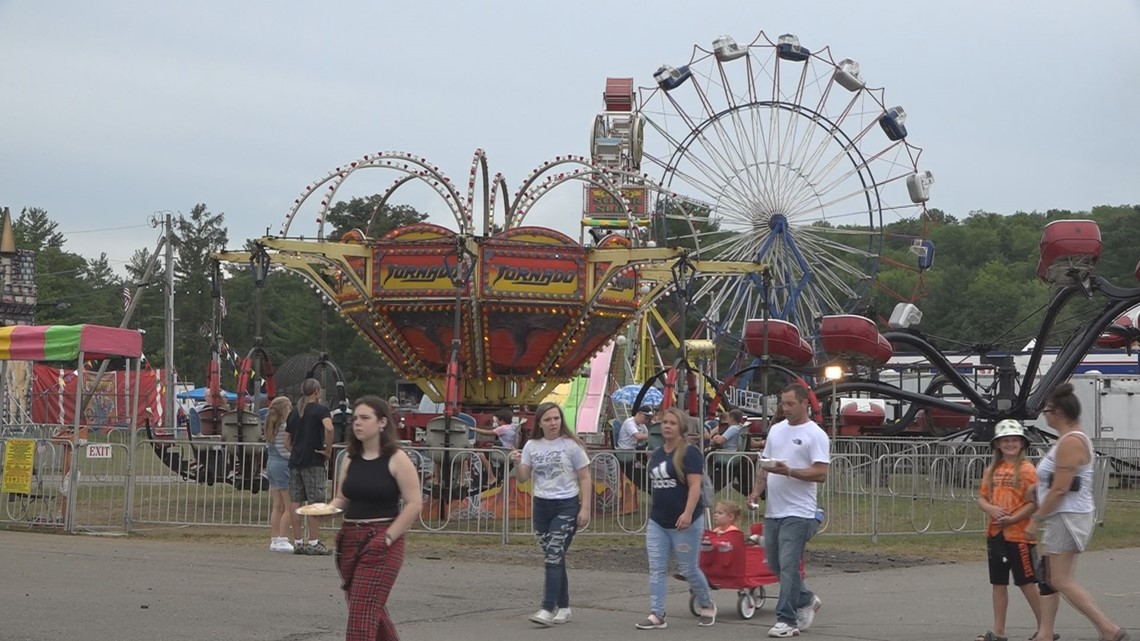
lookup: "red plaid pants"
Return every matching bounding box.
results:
[336,521,405,641]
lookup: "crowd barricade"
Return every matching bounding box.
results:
[0,434,1128,540]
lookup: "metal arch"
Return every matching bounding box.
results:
[281,152,470,238]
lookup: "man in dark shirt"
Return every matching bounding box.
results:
[285,378,335,555]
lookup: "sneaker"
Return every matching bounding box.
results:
[270,538,294,553]
[552,608,571,624]
[635,613,667,630]
[529,609,555,626]
[796,595,821,631]
[768,621,800,638]
[697,602,717,627]
[293,542,309,555]
[307,541,334,556]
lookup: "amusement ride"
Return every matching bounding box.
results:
[144,29,1140,493]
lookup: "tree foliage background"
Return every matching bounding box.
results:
[9,200,1139,404]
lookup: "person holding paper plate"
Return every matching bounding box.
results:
[747,383,830,639]
[325,395,422,641]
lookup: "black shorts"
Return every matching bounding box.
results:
[986,534,1038,586]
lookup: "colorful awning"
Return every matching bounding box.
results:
[0,325,143,361]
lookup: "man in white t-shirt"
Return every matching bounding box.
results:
[616,406,652,450]
[748,383,830,638]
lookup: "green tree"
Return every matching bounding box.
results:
[325,197,428,238]
[172,204,229,384]
[13,207,66,250]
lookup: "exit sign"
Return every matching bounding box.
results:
[86,444,113,459]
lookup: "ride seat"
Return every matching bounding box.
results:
[742,319,813,365]
[1096,314,1135,349]
[1036,219,1102,285]
[819,315,893,365]
[603,77,634,112]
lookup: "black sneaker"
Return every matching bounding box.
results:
[308,541,334,556]
[293,542,309,555]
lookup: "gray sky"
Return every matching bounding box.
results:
[3,1,1139,272]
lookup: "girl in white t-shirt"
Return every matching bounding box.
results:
[510,402,592,627]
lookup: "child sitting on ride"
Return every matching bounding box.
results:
[712,500,742,535]
[471,408,523,449]
[975,420,1045,641]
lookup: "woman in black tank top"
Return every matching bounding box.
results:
[327,395,422,641]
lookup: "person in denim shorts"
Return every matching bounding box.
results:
[264,396,296,553]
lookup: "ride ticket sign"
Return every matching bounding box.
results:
[1,438,35,495]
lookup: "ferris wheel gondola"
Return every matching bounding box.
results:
[635,31,936,369]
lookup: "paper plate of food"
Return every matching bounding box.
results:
[295,503,343,516]
[757,457,786,470]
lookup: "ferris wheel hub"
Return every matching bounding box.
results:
[768,213,788,232]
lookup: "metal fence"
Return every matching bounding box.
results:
[1,432,1134,540]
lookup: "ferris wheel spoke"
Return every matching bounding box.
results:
[780,92,865,211]
[685,76,772,208]
[804,140,907,210]
[649,117,761,212]
[793,118,885,199]
[796,230,878,260]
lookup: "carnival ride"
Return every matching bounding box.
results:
[150,29,1140,506]
[583,32,938,384]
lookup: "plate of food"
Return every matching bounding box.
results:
[757,457,786,470]
[295,503,343,517]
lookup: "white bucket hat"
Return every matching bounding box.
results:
[991,419,1028,446]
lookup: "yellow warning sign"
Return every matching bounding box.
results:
[1,438,35,495]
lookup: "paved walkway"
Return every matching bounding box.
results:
[0,530,1136,641]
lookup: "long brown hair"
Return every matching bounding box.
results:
[530,402,583,446]
[263,396,292,443]
[345,395,399,459]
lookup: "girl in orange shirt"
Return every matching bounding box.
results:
[976,420,1045,641]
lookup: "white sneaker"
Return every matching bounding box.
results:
[552,608,571,624]
[768,621,800,638]
[270,538,294,553]
[529,609,555,626]
[796,595,821,631]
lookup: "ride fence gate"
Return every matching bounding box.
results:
[1,434,1133,539]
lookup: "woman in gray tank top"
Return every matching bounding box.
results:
[1028,383,1130,641]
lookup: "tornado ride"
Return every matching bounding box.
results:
[214,147,766,521]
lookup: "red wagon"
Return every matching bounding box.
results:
[688,523,803,619]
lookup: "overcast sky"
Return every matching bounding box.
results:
[2,1,1138,272]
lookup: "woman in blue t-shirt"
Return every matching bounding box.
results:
[635,407,717,629]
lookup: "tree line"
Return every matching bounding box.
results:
[12,201,1139,401]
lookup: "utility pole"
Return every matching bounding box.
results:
[164,212,176,433]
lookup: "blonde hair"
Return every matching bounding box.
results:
[984,436,1028,499]
[264,396,292,443]
[663,407,692,478]
[715,500,741,524]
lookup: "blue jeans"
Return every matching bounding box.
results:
[765,516,819,625]
[533,496,580,611]
[646,515,712,617]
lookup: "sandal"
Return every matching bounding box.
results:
[1029,634,1060,641]
[1099,629,1130,641]
[977,633,1008,641]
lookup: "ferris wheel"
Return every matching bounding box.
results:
[635,31,935,367]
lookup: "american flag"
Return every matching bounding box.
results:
[122,286,132,311]
[219,295,227,319]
